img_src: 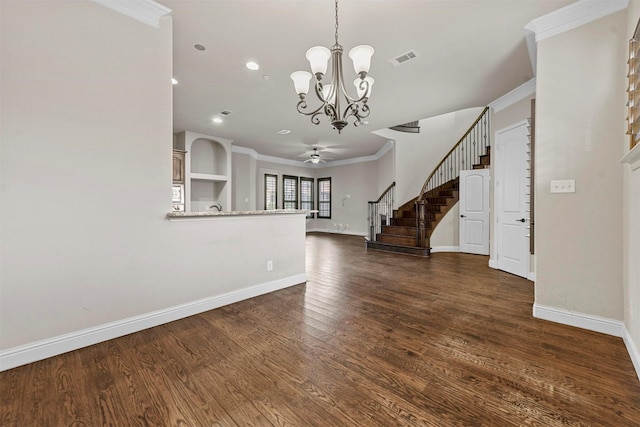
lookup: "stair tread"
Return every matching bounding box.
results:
[366,240,431,257]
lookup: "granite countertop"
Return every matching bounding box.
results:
[167,209,312,218]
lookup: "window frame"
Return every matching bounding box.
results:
[300,177,315,218]
[264,173,278,210]
[317,177,331,219]
[283,175,299,210]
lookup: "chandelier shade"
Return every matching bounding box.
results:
[348,45,374,76]
[306,46,331,77]
[290,71,312,95]
[290,0,374,133]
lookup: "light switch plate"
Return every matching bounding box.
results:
[550,179,575,193]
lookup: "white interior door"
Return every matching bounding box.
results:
[495,121,530,278]
[459,169,490,255]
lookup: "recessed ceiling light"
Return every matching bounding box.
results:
[246,61,259,71]
[212,117,223,124]
[277,129,291,135]
[195,44,206,51]
[171,78,178,85]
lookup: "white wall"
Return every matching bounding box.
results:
[233,151,257,211]
[309,160,379,236]
[374,107,485,208]
[535,10,626,320]
[624,0,640,376]
[248,156,379,236]
[0,1,305,368]
[375,142,395,196]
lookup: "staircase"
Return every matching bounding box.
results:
[366,107,490,257]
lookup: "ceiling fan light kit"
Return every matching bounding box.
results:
[290,0,374,133]
[304,148,325,164]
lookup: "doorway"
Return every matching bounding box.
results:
[493,121,531,279]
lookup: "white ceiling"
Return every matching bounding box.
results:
[162,0,574,162]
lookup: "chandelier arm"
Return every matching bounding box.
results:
[296,98,327,117]
[352,79,371,103]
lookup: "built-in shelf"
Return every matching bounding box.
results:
[190,172,228,182]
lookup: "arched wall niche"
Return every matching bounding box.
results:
[174,131,233,212]
[191,138,228,176]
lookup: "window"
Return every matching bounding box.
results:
[317,177,331,219]
[283,175,298,210]
[264,174,277,210]
[300,177,314,218]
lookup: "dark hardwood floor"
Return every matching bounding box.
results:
[1,232,639,426]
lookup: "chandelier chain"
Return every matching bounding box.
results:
[334,0,339,45]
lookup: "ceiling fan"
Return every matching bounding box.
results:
[304,148,328,164]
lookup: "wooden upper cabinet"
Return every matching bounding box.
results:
[172,149,186,184]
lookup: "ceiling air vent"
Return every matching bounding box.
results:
[387,50,419,67]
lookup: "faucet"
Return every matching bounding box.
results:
[209,202,222,211]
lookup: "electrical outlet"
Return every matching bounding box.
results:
[267,260,273,271]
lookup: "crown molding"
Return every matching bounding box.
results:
[91,0,171,28]
[232,140,395,169]
[489,78,536,113]
[524,0,628,42]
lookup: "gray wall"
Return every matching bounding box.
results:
[535,10,626,319]
[0,1,305,361]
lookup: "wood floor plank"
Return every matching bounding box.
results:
[1,233,640,426]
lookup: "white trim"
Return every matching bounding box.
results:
[524,29,537,76]
[524,0,628,42]
[231,145,259,159]
[0,274,306,372]
[488,259,498,269]
[489,78,536,113]
[623,327,640,380]
[533,303,625,337]
[231,140,395,169]
[305,228,367,237]
[431,246,460,253]
[527,271,536,282]
[91,0,171,28]
[621,143,640,171]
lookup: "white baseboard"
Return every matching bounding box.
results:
[533,303,624,337]
[0,274,306,372]
[623,327,640,381]
[430,246,460,253]
[306,228,366,237]
[488,259,498,269]
[527,272,536,282]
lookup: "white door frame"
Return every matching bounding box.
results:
[491,120,531,279]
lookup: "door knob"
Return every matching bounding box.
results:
[460,214,466,218]
[517,218,526,223]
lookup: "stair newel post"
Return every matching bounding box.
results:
[369,202,378,242]
[416,200,427,248]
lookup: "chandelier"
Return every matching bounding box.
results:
[290,0,374,133]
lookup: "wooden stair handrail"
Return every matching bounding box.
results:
[418,106,489,200]
[368,181,396,204]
